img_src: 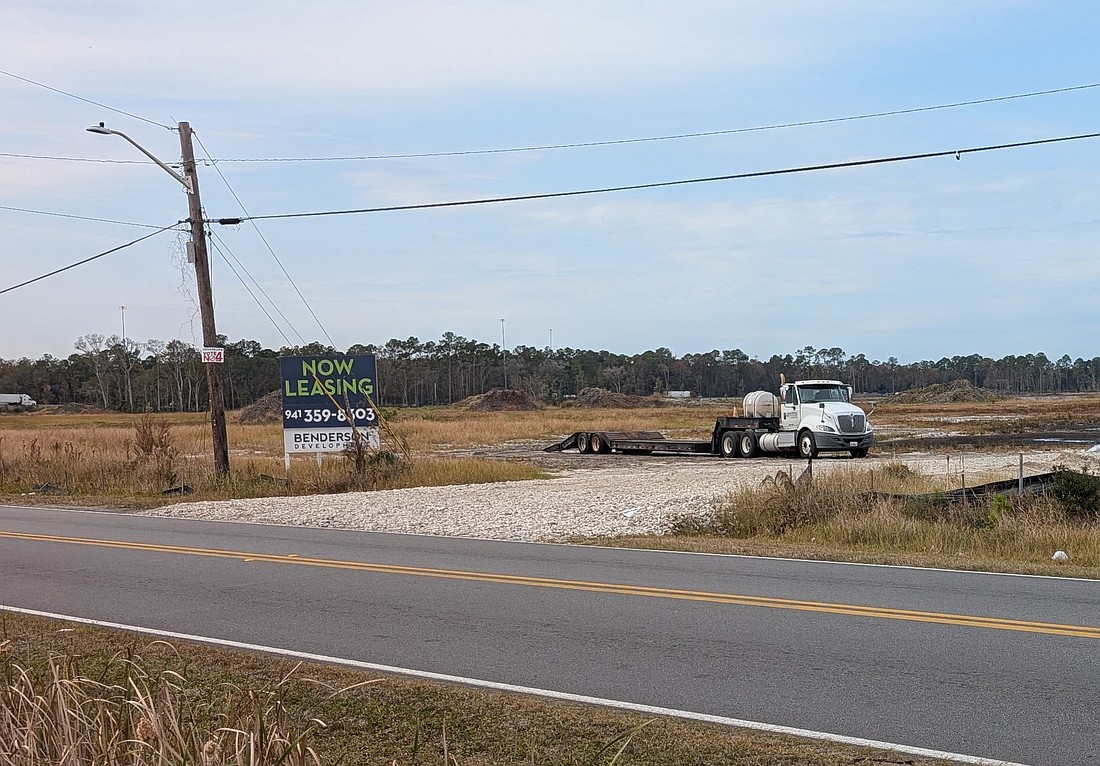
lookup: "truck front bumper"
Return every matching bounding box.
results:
[813,432,874,451]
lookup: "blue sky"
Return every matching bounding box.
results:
[2,1,1097,364]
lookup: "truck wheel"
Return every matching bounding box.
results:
[850,448,869,458]
[739,430,758,458]
[576,432,592,454]
[591,433,611,454]
[719,431,738,458]
[798,430,818,459]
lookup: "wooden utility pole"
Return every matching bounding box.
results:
[178,122,230,478]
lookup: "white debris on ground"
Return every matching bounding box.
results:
[140,448,1097,543]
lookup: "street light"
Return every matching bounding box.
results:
[87,123,193,192]
[88,121,230,478]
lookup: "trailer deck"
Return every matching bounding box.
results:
[544,430,717,455]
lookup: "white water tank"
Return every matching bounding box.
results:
[743,391,779,418]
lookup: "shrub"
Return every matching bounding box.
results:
[1050,464,1100,521]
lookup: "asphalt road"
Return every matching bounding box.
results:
[1,504,1097,766]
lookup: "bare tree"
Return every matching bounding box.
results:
[106,334,141,411]
[74,334,111,408]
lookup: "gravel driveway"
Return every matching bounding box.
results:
[141,446,1097,542]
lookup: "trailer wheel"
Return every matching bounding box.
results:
[850,448,869,458]
[798,430,818,459]
[576,432,592,454]
[719,431,738,458]
[739,430,758,458]
[591,433,611,454]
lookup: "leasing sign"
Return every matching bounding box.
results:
[279,354,379,454]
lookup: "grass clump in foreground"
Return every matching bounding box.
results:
[658,462,1100,575]
[0,613,958,766]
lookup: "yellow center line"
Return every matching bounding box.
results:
[4,530,1098,639]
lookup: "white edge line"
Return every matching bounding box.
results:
[1,604,1029,766]
[2,503,1095,584]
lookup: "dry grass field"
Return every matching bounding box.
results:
[864,391,1100,441]
[1,392,1098,513]
[2,394,1097,765]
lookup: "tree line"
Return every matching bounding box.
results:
[1,332,1098,412]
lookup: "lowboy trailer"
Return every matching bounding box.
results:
[544,379,875,459]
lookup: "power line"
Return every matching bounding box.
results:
[210,227,305,345]
[0,205,170,229]
[0,152,147,164]
[0,224,181,296]
[6,83,1097,166]
[208,232,295,347]
[0,68,174,131]
[193,132,336,348]
[214,83,1100,162]
[224,132,1100,224]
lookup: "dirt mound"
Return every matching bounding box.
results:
[460,388,540,412]
[572,387,666,409]
[237,390,283,423]
[884,379,998,404]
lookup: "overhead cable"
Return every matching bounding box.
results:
[222,132,1100,224]
[0,224,181,295]
[0,153,148,164]
[0,68,174,130]
[215,83,1100,162]
[208,233,295,347]
[0,204,170,229]
[6,83,1097,165]
[193,132,335,348]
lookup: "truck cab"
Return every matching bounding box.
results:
[0,393,36,408]
[780,379,872,458]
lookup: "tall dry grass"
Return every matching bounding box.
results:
[0,641,338,766]
[0,410,551,506]
[683,463,1100,569]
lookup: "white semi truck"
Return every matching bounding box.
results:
[546,379,874,459]
[0,394,37,408]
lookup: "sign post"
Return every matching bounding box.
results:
[279,354,379,469]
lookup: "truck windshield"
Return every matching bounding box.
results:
[799,385,848,403]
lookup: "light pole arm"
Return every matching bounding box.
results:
[86,124,193,193]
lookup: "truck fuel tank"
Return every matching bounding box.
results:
[743,391,780,418]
